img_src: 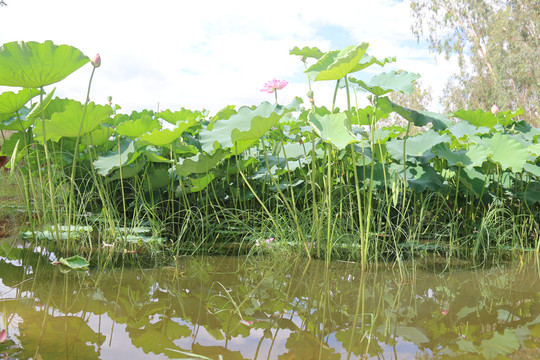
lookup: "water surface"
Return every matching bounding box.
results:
[0,245,539,359]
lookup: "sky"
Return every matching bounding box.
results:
[0,0,459,115]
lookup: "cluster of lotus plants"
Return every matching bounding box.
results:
[0,41,538,266]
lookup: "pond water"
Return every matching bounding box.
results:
[0,244,539,359]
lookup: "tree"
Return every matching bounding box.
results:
[411,0,540,126]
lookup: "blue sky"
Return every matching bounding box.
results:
[0,0,458,114]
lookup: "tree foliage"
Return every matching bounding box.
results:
[411,0,540,126]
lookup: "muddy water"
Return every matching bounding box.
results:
[0,247,539,360]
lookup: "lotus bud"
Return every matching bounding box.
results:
[491,104,499,115]
[91,53,101,68]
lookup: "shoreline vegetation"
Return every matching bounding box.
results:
[0,41,538,269]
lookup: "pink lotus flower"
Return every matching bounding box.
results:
[0,329,6,343]
[261,79,288,93]
[491,104,499,115]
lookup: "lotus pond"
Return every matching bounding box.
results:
[0,40,539,358]
[0,242,540,359]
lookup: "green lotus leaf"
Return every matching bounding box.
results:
[448,121,482,139]
[93,138,140,176]
[377,97,451,131]
[350,53,396,72]
[143,147,174,163]
[453,109,498,128]
[157,108,201,125]
[200,98,302,154]
[523,163,540,178]
[0,41,89,88]
[481,132,529,172]
[33,101,112,142]
[116,115,161,138]
[349,70,421,96]
[0,88,42,114]
[305,43,369,81]
[289,46,325,59]
[0,107,33,131]
[460,167,487,195]
[138,126,187,147]
[432,143,490,168]
[59,255,89,270]
[516,188,540,206]
[527,143,540,157]
[386,129,451,161]
[82,127,114,146]
[175,148,229,176]
[176,172,215,195]
[142,167,171,191]
[513,120,540,141]
[308,112,358,150]
[109,160,145,180]
[389,163,444,192]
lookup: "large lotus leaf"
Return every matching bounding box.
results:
[350,53,396,73]
[0,41,89,88]
[389,163,443,192]
[142,167,171,191]
[175,148,229,176]
[527,143,540,157]
[0,88,41,114]
[109,159,145,180]
[386,129,451,161]
[480,133,529,172]
[305,43,369,81]
[59,255,89,269]
[275,142,309,160]
[93,138,140,176]
[516,188,540,206]
[200,98,301,154]
[289,46,324,60]
[116,115,161,138]
[139,119,197,147]
[377,97,452,131]
[523,162,540,178]
[349,71,421,96]
[33,101,112,142]
[82,127,114,146]
[513,120,540,141]
[143,147,174,163]
[460,167,487,195]
[448,121,482,139]
[176,172,215,195]
[432,143,490,168]
[308,112,358,150]
[157,108,201,125]
[453,109,498,128]
[0,107,33,131]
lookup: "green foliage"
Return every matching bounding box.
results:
[0,40,537,265]
[0,40,89,87]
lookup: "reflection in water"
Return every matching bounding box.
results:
[0,245,539,359]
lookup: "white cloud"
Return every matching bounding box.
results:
[0,0,458,114]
